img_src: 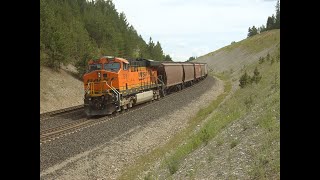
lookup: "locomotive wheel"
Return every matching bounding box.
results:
[113,111,119,116]
[160,89,166,97]
[178,85,181,91]
[122,104,127,110]
[128,101,133,108]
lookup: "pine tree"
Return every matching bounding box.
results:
[259,25,266,33]
[248,26,258,37]
[148,37,155,59]
[164,54,172,61]
[252,67,262,84]
[247,27,252,37]
[153,41,165,61]
[275,0,280,29]
[239,71,251,88]
[266,53,270,61]
[251,26,258,36]
[266,15,276,30]
[188,56,196,61]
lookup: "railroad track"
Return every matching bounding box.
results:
[40,105,84,121]
[40,119,88,135]
[40,119,95,143]
[40,77,210,145]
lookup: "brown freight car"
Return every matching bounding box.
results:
[204,63,208,76]
[200,63,206,78]
[182,63,195,86]
[158,62,184,92]
[194,63,202,80]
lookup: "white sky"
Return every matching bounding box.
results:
[113,0,277,61]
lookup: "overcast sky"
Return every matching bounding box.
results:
[113,0,277,62]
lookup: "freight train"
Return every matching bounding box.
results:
[83,56,208,117]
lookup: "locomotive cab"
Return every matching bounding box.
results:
[83,56,127,116]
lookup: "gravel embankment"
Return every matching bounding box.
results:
[171,97,278,179]
[40,76,224,179]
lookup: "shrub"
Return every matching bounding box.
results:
[230,140,239,149]
[266,53,270,61]
[166,158,179,175]
[200,129,210,145]
[239,71,251,88]
[270,57,275,65]
[252,67,262,84]
[259,57,265,64]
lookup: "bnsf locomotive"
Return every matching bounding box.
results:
[83,56,208,117]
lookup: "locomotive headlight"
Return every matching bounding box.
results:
[98,72,101,78]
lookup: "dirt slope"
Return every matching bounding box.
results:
[194,29,280,75]
[40,64,83,113]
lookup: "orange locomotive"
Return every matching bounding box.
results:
[83,56,161,116]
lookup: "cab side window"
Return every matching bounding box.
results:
[123,63,129,70]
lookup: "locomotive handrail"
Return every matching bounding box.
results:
[85,82,94,95]
[157,75,165,87]
[111,81,120,101]
[85,83,90,94]
[105,81,120,102]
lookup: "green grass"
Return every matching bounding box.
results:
[248,85,280,179]
[198,29,280,59]
[239,51,280,179]
[118,74,232,179]
[221,29,279,54]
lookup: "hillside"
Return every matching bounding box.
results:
[40,65,83,113]
[195,29,280,75]
[118,30,280,179]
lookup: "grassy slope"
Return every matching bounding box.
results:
[195,29,280,78]
[119,30,280,179]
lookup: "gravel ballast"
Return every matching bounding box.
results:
[40,76,224,179]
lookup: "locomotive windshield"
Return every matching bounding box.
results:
[88,63,102,72]
[104,62,120,72]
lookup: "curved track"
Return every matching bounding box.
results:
[40,119,94,143]
[40,77,208,145]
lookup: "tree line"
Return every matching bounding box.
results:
[186,56,197,62]
[40,0,172,73]
[247,0,280,37]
